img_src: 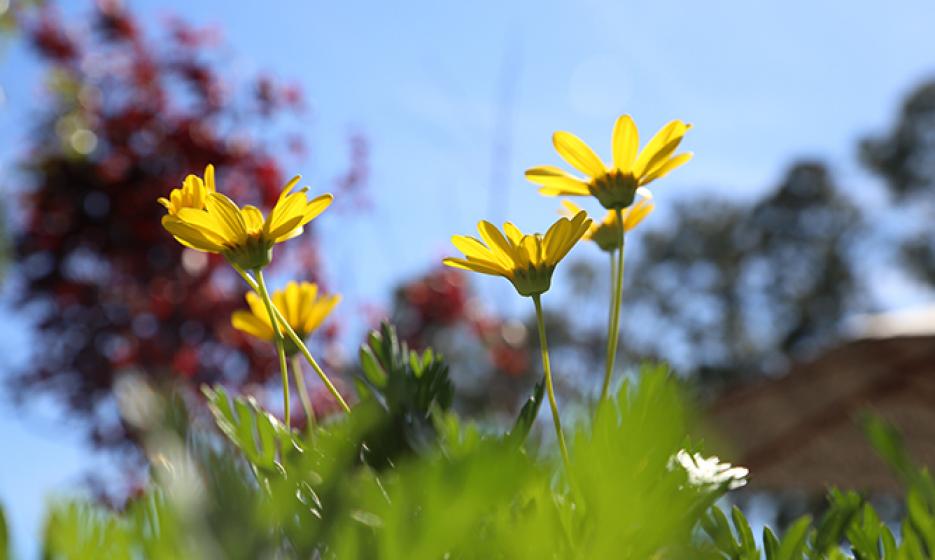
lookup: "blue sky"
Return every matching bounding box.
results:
[3,0,935,556]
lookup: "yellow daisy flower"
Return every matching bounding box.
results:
[231,281,340,354]
[158,164,216,215]
[160,173,333,270]
[560,188,654,252]
[525,115,692,210]
[443,211,592,297]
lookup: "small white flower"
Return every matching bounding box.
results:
[669,449,749,490]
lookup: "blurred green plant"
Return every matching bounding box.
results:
[0,504,7,560]
[35,339,727,559]
[34,329,935,559]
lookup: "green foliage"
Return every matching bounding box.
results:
[36,354,730,558]
[859,414,935,559]
[701,493,860,560]
[354,321,454,467]
[0,504,7,560]
[569,363,712,557]
[507,378,544,445]
[30,332,935,559]
[357,321,454,415]
[203,385,301,479]
[697,414,935,560]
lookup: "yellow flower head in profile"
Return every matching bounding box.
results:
[443,211,592,297]
[158,164,216,215]
[231,281,340,353]
[525,115,692,210]
[160,170,333,270]
[560,187,655,253]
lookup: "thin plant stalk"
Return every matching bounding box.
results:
[600,210,626,402]
[233,266,351,414]
[291,354,316,431]
[532,294,571,473]
[269,308,350,414]
[253,269,291,429]
[599,250,618,401]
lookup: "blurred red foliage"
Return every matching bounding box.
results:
[11,1,366,448]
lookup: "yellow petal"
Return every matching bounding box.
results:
[623,200,654,231]
[280,175,302,198]
[274,282,292,329]
[612,115,639,173]
[231,310,274,341]
[293,284,309,330]
[524,165,591,196]
[293,282,312,328]
[524,166,589,191]
[559,200,585,220]
[503,222,524,246]
[205,193,247,244]
[161,215,226,252]
[442,257,506,277]
[303,293,340,334]
[241,205,265,234]
[452,235,496,262]
[303,193,333,223]
[549,212,590,265]
[174,209,229,245]
[266,190,309,240]
[510,235,529,268]
[538,186,591,197]
[543,218,568,261]
[633,120,690,177]
[552,131,606,177]
[641,152,693,184]
[269,216,306,243]
[272,289,290,328]
[478,221,516,268]
[204,164,216,194]
[520,236,540,266]
[245,291,272,326]
[273,224,305,243]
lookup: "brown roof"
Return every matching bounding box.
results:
[708,336,935,493]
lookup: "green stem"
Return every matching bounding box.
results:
[600,211,626,402]
[532,294,571,473]
[253,269,291,429]
[599,251,618,401]
[275,312,350,414]
[232,267,351,414]
[292,354,316,431]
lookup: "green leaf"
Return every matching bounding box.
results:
[351,322,454,466]
[702,506,740,555]
[732,505,758,558]
[0,504,7,560]
[359,344,387,388]
[507,379,544,446]
[906,489,935,555]
[902,517,927,560]
[763,526,780,560]
[846,503,883,560]
[203,385,300,476]
[813,490,862,554]
[356,322,453,417]
[880,526,898,558]
[861,414,914,482]
[777,516,812,560]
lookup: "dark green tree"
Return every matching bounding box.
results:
[618,162,863,387]
[861,80,935,286]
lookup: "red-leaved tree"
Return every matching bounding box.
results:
[10,0,366,448]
